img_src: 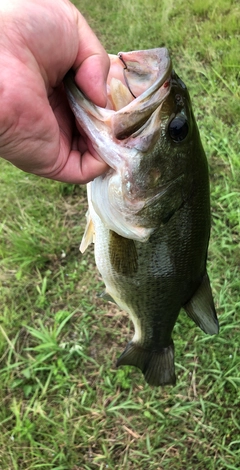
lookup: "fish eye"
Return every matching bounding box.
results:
[168,115,189,142]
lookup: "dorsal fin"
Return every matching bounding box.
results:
[183,273,219,335]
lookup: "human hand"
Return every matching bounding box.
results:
[0,0,110,183]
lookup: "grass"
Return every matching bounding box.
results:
[0,0,239,468]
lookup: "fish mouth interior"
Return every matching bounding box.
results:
[106,48,172,112]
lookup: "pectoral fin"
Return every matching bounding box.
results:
[109,231,138,276]
[99,290,116,303]
[80,211,95,253]
[117,341,176,386]
[184,273,219,335]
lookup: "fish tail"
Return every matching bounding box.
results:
[116,341,176,386]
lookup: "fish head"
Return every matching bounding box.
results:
[64,48,207,241]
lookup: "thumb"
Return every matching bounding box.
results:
[72,12,110,108]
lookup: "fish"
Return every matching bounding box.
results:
[64,47,219,386]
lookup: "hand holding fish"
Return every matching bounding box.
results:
[0,0,109,183]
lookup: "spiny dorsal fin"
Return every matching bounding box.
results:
[117,341,176,386]
[80,210,95,253]
[183,272,219,335]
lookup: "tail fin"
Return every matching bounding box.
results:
[116,342,176,386]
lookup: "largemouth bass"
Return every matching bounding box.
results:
[64,47,218,386]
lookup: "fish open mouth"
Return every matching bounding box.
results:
[103,48,172,141]
[106,48,172,113]
[64,47,172,169]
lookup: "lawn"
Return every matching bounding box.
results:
[0,0,239,469]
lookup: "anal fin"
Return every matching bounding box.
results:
[184,272,219,335]
[117,341,176,386]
